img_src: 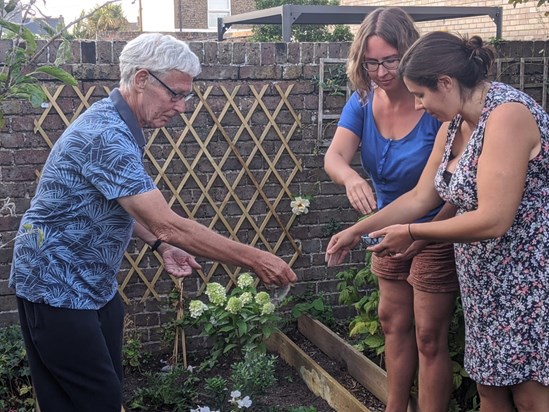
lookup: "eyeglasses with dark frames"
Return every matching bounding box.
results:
[148,71,194,102]
[362,57,401,72]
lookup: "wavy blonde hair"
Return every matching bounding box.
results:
[347,7,419,103]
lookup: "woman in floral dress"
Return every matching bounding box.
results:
[325,31,548,411]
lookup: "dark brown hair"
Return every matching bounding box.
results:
[399,31,494,92]
[347,7,419,101]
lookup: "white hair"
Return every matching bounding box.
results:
[119,33,201,89]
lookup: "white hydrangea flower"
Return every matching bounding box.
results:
[255,291,270,305]
[189,300,208,318]
[225,296,243,314]
[261,302,276,315]
[239,291,252,305]
[290,196,310,215]
[237,272,254,288]
[205,282,227,306]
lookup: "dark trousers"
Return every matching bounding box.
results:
[17,294,124,412]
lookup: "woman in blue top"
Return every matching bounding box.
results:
[324,8,459,411]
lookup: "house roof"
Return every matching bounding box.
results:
[217,5,503,41]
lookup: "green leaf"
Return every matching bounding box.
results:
[0,18,21,34]
[237,320,248,335]
[20,26,37,55]
[34,66,77,86]
[54,39,72,66]
[11,83,45,107]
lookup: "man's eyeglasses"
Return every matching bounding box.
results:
[148,71,194,102]
[362,58,400,72]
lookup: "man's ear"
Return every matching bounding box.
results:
[437,75,454,92]
[134,69,149,90]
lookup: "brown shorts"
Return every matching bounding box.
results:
[371,242,459,293]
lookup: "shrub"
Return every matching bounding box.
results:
[0,325,34,412]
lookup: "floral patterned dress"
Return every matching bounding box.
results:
[434,82,549,386]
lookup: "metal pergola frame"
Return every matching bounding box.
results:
[217,5,503,41]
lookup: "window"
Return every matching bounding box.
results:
[208,0,230,29]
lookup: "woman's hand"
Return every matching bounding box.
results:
[344,176,377,215]
[368,224,415,257]
[325,228,362,267]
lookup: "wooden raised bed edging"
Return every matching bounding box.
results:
[265,330,372,412]
[296,313,418,412]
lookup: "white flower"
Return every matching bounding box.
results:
[239,291,252,305]
[261,302,276,315]
[237,272,254,288]
[189,300,208,318]
[230,390,242,400]
[290,196,310,215]
[205,282,227,306]
[190,406,219,412]
[238,396,252,408]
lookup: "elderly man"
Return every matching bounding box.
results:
[9,33,297,412]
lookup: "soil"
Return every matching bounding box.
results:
[122,325,386,412]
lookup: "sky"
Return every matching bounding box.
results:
[26,0,175,32]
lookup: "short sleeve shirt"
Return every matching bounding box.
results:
[338,91,442,221]
[9,89,156,309]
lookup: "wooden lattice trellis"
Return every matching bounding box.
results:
[33,83,303,304]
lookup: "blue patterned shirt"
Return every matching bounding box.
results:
[9,89,156,309]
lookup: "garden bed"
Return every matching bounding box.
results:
[122,314,418,411]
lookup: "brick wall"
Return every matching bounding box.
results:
[1,38,547,352]
[178,0,255,30]
[342,0,549,41]
[0,38,361,351]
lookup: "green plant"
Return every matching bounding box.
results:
[201,375,228,410]
[321,218,343,237]
[230,348,277,398]
[312,64,348,96]
[0,325,34,412]
[122,316,149,372]
[288,290,334,327]
[129,366,200,412]
[185,273,283,368]
[336,255,385,364]
[0,1,78,127]
[287,407,318,412]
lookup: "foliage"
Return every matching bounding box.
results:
[0,325,34,412]
[200,375,229,410]
[312,63,348,96]
[229,348,277,398]
[288,289,334,327]
[250,0,353,42]
[72,3,129,39]
[321,217,343,237]
[509,0,547,7]
[336,254,385,364]
[129,366,200,412]
[122,316,149,372]
[184,273,283,369]
[0,1,126,128]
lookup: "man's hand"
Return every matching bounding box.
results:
[161,246,202,277]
